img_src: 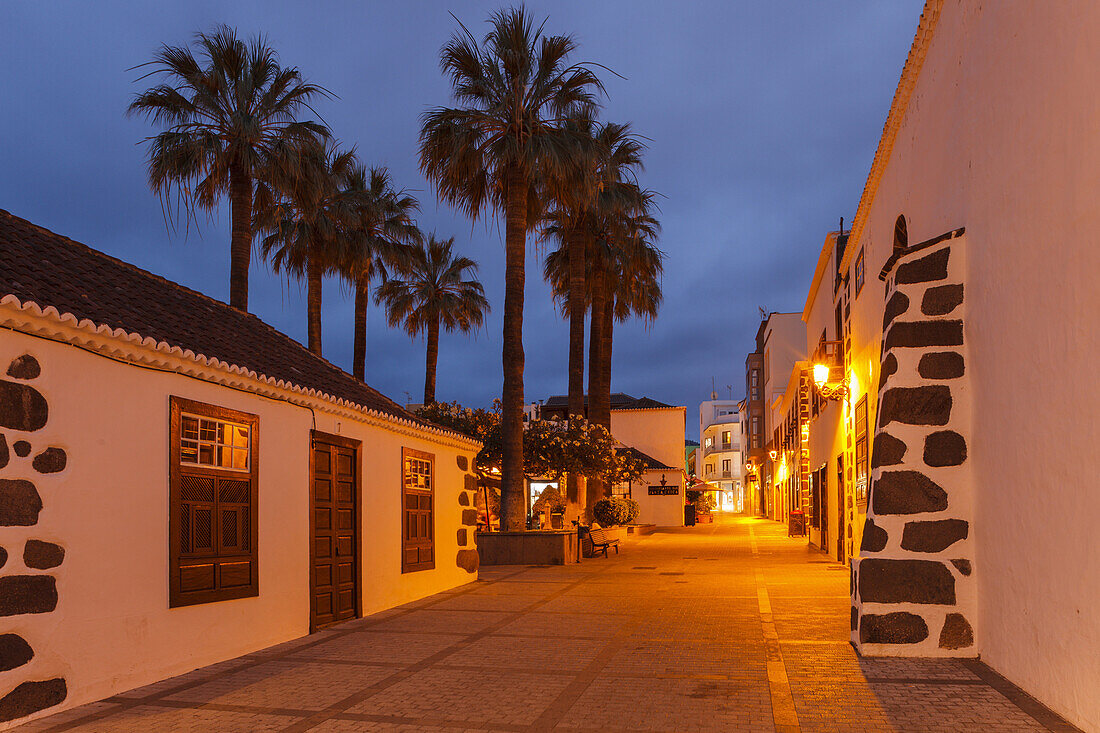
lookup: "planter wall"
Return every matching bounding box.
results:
[476,530,579,566]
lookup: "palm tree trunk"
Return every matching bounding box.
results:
[353,281,368,380]
[601,294,614,424]
[586,258,608,519]
[307,254,323,356]
[424,316,440,405]
[229,164,252,312]
[565,226,586,507]
[500,166,527,532]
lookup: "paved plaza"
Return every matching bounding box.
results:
[16,516,1078,732]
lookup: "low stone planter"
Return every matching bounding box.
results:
[626,523,657,536]
[476,530,579,565]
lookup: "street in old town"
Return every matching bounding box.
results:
[15,517,1075,733]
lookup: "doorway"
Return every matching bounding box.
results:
[310,431,361,631]
[836,455,846,564]
[819,466,829,553]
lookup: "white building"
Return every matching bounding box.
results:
[697,396,745,512]
[0,211,481,729]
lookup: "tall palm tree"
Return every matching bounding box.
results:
[376,235,490,404]
[259,141,358,355]
[419,7,601,530]
[129,25,329,311]
[340,167,421,381]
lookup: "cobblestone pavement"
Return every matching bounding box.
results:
[17,516,1080,732]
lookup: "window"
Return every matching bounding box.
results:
[751,369,759,387]
[751,388,759,400]
[402,447,435,573]
[704,436,713,449]
[893,215,908,251]
[705,463,714,475]
[722,459,731,473]
[854,396,869,504]
[721,430,731,447]
[169,397,259,608]
[855,248,865,295]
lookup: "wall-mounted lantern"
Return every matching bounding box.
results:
[812,362,849,401]
[768,449,778,460]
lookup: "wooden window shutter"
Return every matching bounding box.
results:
[169,396,259,607]
[401,447,435,573]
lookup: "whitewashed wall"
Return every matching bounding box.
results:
[0,328,476,729]
[843,2,1100,728]
[611,407,686,471]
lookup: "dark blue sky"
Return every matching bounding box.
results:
[1,2,922,434]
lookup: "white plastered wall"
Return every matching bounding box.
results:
[631,469,684,527]
[843,2,1100,727]
[0,328,476,728]
[610,407,686,471]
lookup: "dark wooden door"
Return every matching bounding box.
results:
[819,467,829,553]
[836,455,845,564]
[311,433,360,630]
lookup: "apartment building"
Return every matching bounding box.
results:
[697,397,744,512]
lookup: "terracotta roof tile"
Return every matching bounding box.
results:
[0,209,431,429]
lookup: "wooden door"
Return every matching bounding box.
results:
[836,456,845,564]
[310,432,360,631]
[819,467,829,553]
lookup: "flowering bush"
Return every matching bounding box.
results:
[415,402,646,486]
[592,497,639,526]
[531,485,566,514]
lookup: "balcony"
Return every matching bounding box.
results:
[702,442,735,457]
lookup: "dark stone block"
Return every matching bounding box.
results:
[0,380,48,432]
[456,548,479,573]
[464,474,477,492]
[0,435,7,469]
[32,447,66,474]
[895,247,949,284]
[859,611,929,644]
[924,431,967,467]
[951,559,972,576]
[919,352,965,380]
[879,386,952,427]
[885,320,964,350]
[458,492,471,506]
[858,559,956,605]
[901,519,969,553]
[457,528,468,546]
[860,519,888,552]
[851,606,858,631]
[922,284,964,316]
[0,576,58,616]
[13,441,30,458]
[883,291,910,330]
[873,471,948,515]
[456,455,468,471]
[0,546,6,569]
[0,678,67,723]
[6,356,41,381]
[461,509,478,526]
[0,480,43,526]
[23,540,65,570]
[871,432,906,468]
[0,634,34,672]
[939,613,974,649]
[878,353,898,393]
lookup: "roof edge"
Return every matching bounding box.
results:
[841,0,945,273]
[0,294,481,450]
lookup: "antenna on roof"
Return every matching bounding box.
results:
[711,377,717,401]
[839,217,845,235]
[726,384,732,400]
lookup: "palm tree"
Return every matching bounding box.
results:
[419,7,601,530]
[129,25,329,311]
[259,141,358,355]
[376,235,490,404]
[340,167,421,381]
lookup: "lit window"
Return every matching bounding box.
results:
[855,248,865,296]
[180,414,250,471]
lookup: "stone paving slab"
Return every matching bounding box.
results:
[13,515,1082,733]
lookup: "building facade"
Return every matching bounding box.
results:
[0,212,482,729]
[697,397,745,512]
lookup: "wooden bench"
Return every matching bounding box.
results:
[586,527,620,557]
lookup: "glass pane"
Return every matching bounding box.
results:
[198,444,214,465]
[182,416,199,441]
[218,446,233,468]
[199,420,217,442]
[232,448,248,470]
[180,441,198,463]
[220,423,235,446]
[233,425,249,447]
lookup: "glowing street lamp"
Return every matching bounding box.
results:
[812,362,849,401]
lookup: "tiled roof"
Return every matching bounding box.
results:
[0,209,434,431]
[542,393,675,411]
[619,446,676,471]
